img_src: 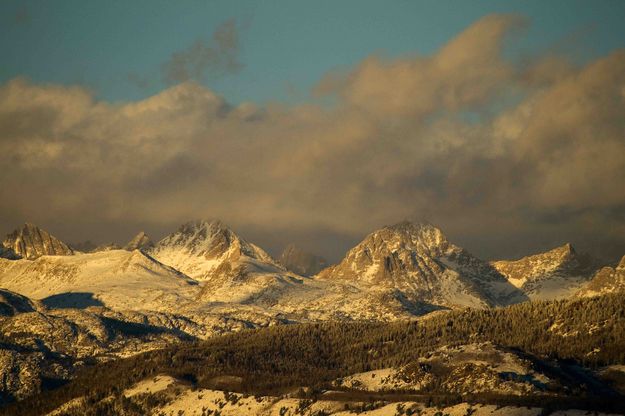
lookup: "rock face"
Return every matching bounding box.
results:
[577,255,625,298]
[3,223,74,259]
[318,221,525,308]
[279,244,328,276]
[491,244,596,300]
[124,231,154,251]
[0,244,19,260]
[0,289,38,317]
[149,220,280,281]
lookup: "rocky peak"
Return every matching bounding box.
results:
[316,221,516,309]
[124,231,154,251]
[337,222,452,276]
[617,255,625,270]
[280,244,328,276]
[372,221,449,253]
[3,223,74,260]
[157,219,275,262]
[490,243,599,300]
[547,243,577,263]
[149,219,277,280]
[155,219,245,258]
[491,243,591,284]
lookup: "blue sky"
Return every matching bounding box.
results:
[2,0,625,105]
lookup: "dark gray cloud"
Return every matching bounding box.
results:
[1,15,624,263]
[162,19,244,84]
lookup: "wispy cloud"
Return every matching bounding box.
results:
[162,19,244,84]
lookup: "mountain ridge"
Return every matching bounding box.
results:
[491,242,597,300]
[3,223,74,260]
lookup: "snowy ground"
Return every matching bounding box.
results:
[124,374,178,397]
[151,386,621,416]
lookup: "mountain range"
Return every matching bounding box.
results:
[1,219,619,314]
[0,219,623,408]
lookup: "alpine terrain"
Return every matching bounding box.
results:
[491,243,597,300]
[0,220,624,415]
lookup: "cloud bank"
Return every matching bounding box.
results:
[1,14,624,261]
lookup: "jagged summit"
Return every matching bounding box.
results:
[3,223,74,260]
[369,221,450,255]
[491,243,596,300]
[124,231,154,251]
[280,244,328,276]
[318,221,524,308]
[148,219,277,281]
[319,221,454,284]
[492,243,583,278]
[153,219,272,260]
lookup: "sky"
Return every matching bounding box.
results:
[1,1,625,262]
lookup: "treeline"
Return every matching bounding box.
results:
[4,294,625,415]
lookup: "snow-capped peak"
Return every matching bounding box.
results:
[318,221,522,309]
[148,219,277,280]
[371,221,450,254]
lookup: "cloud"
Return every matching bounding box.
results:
[162,19,244,84]
[316,14,526,119]
[1,14,624,262]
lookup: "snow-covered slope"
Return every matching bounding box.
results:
[149,220,280,281]
[576,255,625,298]
[148,220,320,305]
[491,244,596,300]
[317,222,525,309]
[3,223,74,259]
[0,250,198,311]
